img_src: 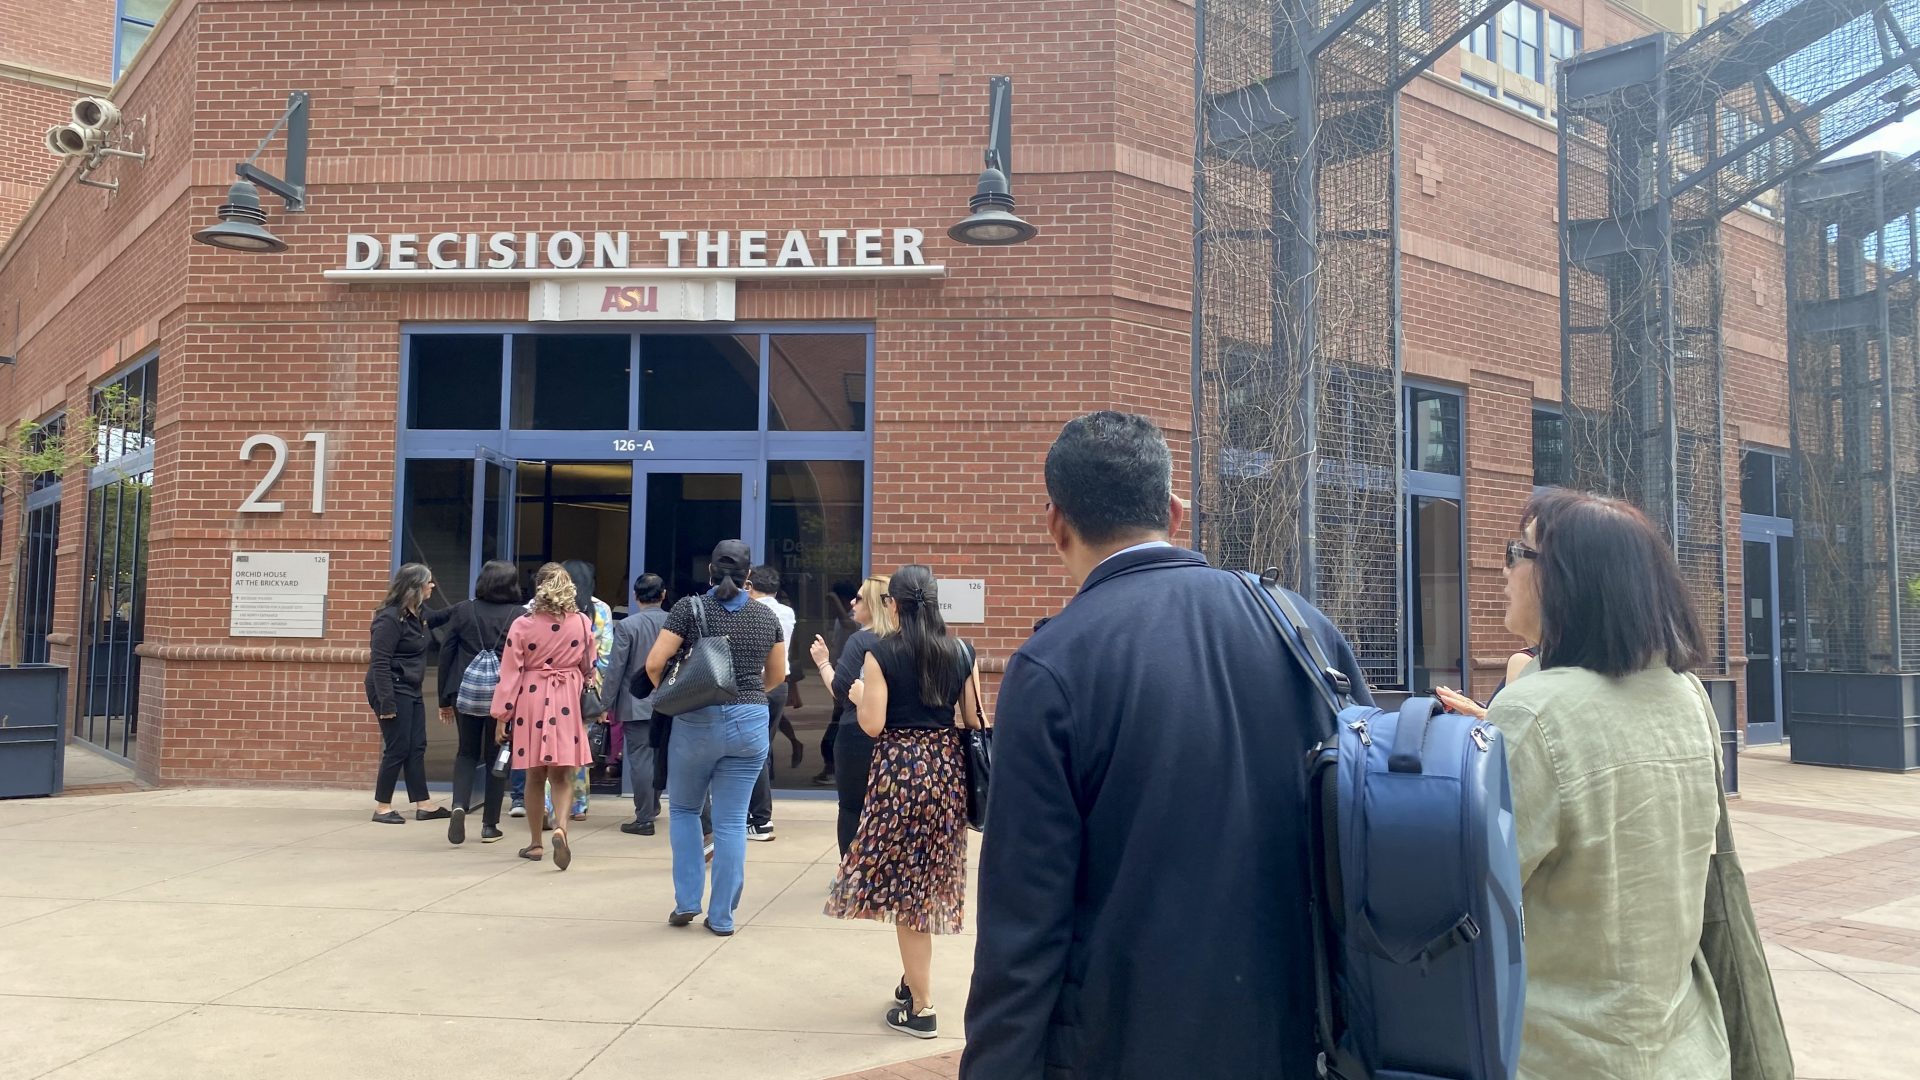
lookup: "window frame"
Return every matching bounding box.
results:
[113,0,162,80]
[1401,382,1469,695]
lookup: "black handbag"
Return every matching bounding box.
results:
[651,596,739,715]
[587,719,610,761]
[961,651,992,832]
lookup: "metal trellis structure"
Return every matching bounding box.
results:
[1787,150,1920,674]
[1194,0,1511,688]
[1557,0,1920,677]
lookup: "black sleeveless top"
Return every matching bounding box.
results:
[870,636,973,731]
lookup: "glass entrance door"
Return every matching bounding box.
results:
[1740,524,1795,745]
[636,469,751,606]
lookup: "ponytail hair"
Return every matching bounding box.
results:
[888,564,965,708]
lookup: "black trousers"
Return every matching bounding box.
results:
[819,703,840,771]
[374,694,429,805]
[833,720,875,855]
[452,712,507,827]
[748,685,789,827]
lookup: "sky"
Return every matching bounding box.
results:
[1841,115,1920,160]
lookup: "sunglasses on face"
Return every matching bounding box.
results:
[1505,540,1538,569]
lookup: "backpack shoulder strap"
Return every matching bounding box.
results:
[1234,571,1352,737]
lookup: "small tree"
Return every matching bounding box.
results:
[0,384,142,665]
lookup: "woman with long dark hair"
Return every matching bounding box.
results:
[824,564,981,1040]
[434,559,523,844]
[807,573,898,854]
[1485,489,1739,1078]
[645,540,786,935]
[491,570,598,868]
[365,563,448,824]
[562,559,615,821]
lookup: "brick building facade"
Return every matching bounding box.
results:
[0,0,1789,789]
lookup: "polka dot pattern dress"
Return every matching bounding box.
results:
[490,609,598,770]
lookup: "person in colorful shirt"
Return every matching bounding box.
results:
[563,560,615,820]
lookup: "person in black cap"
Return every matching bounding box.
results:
[644,539,787,936]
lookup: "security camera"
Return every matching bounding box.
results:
[72,96,120,131]
[45,123,100,157]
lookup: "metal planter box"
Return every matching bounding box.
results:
[0,664,68,798]
[1787,671,1920,772]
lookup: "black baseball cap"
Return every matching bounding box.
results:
[711,539,752,577]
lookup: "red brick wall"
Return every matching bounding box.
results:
[0,0,116,79]
[0,0,1200,785]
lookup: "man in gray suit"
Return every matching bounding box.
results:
[601,573,671,836]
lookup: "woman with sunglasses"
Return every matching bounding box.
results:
[1434,538,1541,718]
[808,573,898,855]
[1478,489,1733,1079]
[366,563,450,824]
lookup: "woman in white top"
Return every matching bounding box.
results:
[746,564,802,839]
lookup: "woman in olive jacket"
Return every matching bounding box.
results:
[366,563,448,824]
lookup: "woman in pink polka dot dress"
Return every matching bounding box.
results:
[491,570,598,869]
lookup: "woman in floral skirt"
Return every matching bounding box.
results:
[825,564,982,1040]
[491,570,598,869]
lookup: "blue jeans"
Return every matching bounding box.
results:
[667,701,770,931]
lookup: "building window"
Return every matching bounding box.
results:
[1466,22,1496,62]
[78,359,158,761]
[768,334,867,432]
[1403,385,1466,694]
[1504,93,1546,119]
[1532,408,1569,488]
[114,0,166,79]
[766,460,868,667]
[1546,17,1581,91]
[1741,448,1792,519]
[1697,2,1711,28]
[1500,3,1543,83]
[408,335,503,429]
[1462,74,1498,98]
[18,413,65,667]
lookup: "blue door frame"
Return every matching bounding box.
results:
[1741,511,1794,745]
[391,323,875,582]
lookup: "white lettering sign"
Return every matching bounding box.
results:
[937,579,986,624]
[338,228,928,272]
[239,432,328,515]
[230,552,330,639]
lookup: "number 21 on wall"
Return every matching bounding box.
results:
[239,433,328,514]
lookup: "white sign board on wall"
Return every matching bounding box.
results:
[230,552,330,638]
[527,278,736,322]
[938,579,986,624]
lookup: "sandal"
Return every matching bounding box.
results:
[552,829,573,871]
[517,846,543,861]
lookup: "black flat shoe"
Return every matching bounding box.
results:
[371,811,405,825]
[416,807,451,821]
[447,807,466,845]
[518,846,543,861]
[668,910,698,927]
[620,820,655,836]
[703,917,734,937]
[481,825,505,843]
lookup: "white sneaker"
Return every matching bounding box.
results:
[747,823,776,842]
[509,803,526,818]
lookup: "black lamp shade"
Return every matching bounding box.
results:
[948,165,1038,246]
[193,179,286,253]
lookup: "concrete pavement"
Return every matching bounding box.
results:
[6,742,1918,1080]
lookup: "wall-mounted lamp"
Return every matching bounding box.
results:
[948,76,1037,246]
[193,91,310,254]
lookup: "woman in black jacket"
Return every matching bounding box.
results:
[434,560,524,844]
[366,563,448,824]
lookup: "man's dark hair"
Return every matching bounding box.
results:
[632,573,665,604]
[1527,488,1710,677]
[474,560,521,604]
[747,564,781,594]
[1045,411,1173,546]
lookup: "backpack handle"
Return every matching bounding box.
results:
[1387,698,1440,774]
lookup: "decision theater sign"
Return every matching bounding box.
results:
[323,227,946,321]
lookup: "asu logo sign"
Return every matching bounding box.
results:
[601,285,659,313]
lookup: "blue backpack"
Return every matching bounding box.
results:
[1240,572,1526,1080]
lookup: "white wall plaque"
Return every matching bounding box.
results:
[527,278,736,322]
[231,552,330,639]
[938,579,986,624]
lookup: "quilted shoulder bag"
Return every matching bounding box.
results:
[650,596,739,715]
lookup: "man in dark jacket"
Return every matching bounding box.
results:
[962,411,1371,1080]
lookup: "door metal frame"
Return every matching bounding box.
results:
[631,461,758,595]
[1740,511,1794,745]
